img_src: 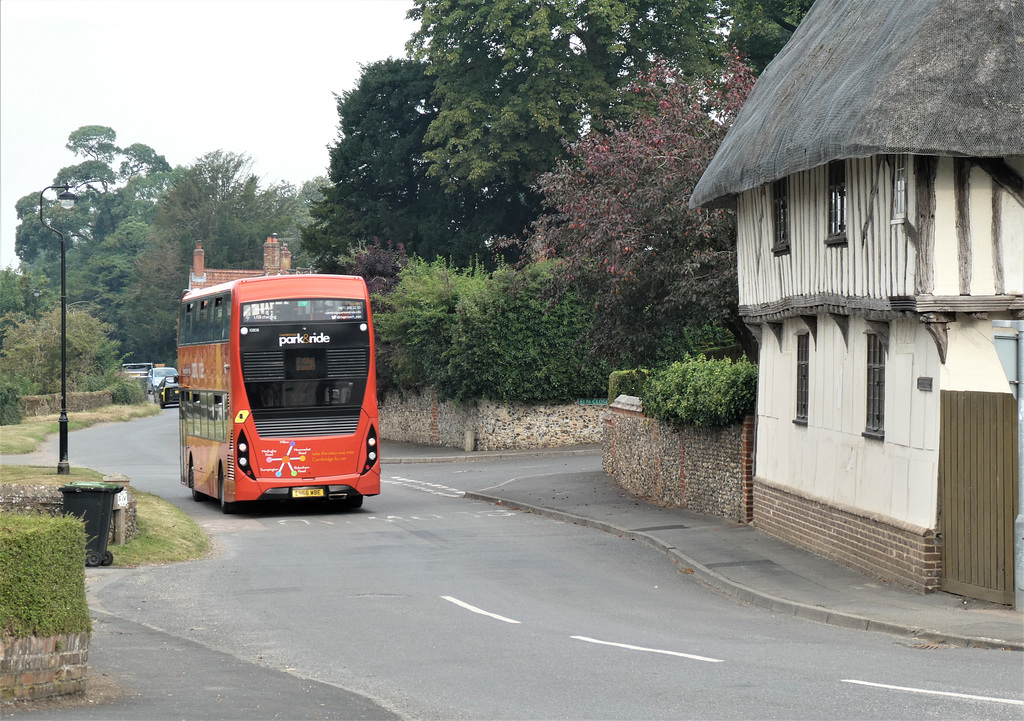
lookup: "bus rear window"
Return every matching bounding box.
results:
[241,299,365,323]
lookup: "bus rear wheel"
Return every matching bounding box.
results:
[218,471,236,514]
[189,463,207,502]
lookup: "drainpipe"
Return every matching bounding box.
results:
[993,319,1024,611]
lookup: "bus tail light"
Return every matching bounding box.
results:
[237,430,257,480]
[362,426,378,474]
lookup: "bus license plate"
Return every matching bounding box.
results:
[293,488,324,498]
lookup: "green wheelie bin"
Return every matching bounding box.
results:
[60,481,124,567]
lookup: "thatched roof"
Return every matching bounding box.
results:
[690,0,1024,208]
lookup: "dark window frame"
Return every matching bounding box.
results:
[864,334,885,439]
[826,160,847,246]
[794,333,809,425]
[772,178,791,256]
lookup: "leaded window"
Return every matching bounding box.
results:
[826,160,847,245]
[865,334,885,438]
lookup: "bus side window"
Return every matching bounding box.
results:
[181,302,194,345]
[199,300,210,343]
[214,296,225,342]
[214,394,225,441]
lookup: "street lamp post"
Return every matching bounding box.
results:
[38,183,78,475]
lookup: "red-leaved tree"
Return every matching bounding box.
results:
[532,54,757,364]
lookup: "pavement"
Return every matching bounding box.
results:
[4,440,1021,718]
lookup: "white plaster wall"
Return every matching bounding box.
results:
[755,316,941,529]
[941,315,1016,394]
[932,157,961,296]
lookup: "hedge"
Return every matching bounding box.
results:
[638,355,758,428]
[0,513,91,640]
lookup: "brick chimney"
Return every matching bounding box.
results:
[192,242,205,276]
[263,234,281,273]
[281,243,292,271]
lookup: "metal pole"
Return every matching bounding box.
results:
[39,185,71,475]
[995,319,1024,610]
[1015,325,1024,610]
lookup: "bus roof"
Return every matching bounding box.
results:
[183,274,368,301]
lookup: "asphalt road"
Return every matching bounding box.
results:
[17,411,1024,719]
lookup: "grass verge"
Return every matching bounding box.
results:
[0,403,161,455]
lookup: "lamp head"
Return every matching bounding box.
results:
[57,189,76,210]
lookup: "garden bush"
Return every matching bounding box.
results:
[0,381,22,426]
[109,375,147,405]
[642,354,757,428]
[0,513,91,640]
[607,369,650,404]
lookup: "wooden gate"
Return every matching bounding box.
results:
[938,391,1018,604]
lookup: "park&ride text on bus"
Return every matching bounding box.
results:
[178,274,379,513]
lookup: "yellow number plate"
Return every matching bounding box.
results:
[293,488,324,498]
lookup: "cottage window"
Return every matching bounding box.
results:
[891,154,907,222]
[772,178,791,255]
[795,333,809,425]
[826,160,847,246]
[864,334,885,439]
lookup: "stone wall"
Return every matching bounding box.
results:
[0,477,138,545]
[19,391,113,417]
[0,633,89,702]
[754,478,942,593]
[380,387,605,450]
[603,396,755,523]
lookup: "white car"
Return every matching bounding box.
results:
[145,367,178,397]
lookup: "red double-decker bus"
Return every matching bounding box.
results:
[177,275,379,513]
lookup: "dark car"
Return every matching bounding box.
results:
[159,380,180,409]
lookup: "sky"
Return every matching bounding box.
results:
[0,0,418,270]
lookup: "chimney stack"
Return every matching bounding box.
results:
[263,233,281,273]
[193,242,205,277]
[281,243,292,271]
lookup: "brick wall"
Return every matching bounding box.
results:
[603,397,754,523]
[379,387,604,450]
[0,633,89,702]
[754,478,941,593]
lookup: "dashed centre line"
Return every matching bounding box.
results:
[442,596,521,624]
[571,635,724,663]
[842,679,1024,706]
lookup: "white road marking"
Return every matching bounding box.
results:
[571,635,723,663]
[385,476,464,497]
[843,679,1024,706]
[442,596,521,624]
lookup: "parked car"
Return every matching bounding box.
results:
[158,379,180,409]
[145,367,178,397]
[121,362,153,380]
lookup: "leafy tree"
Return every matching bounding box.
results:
[14,126,171,275]
[0,306,120,394]
[724,0,814,73]
[532,56,758,364]
[304,58,534,270]
[0,268,54,350]
[407,0,722,189]
[150,150,300,270]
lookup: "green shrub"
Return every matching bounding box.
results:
[0,513,91,640]
[109,376,147,405]
[642,354,757,428]
[0,381,22,426]
[607,369,650,404]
